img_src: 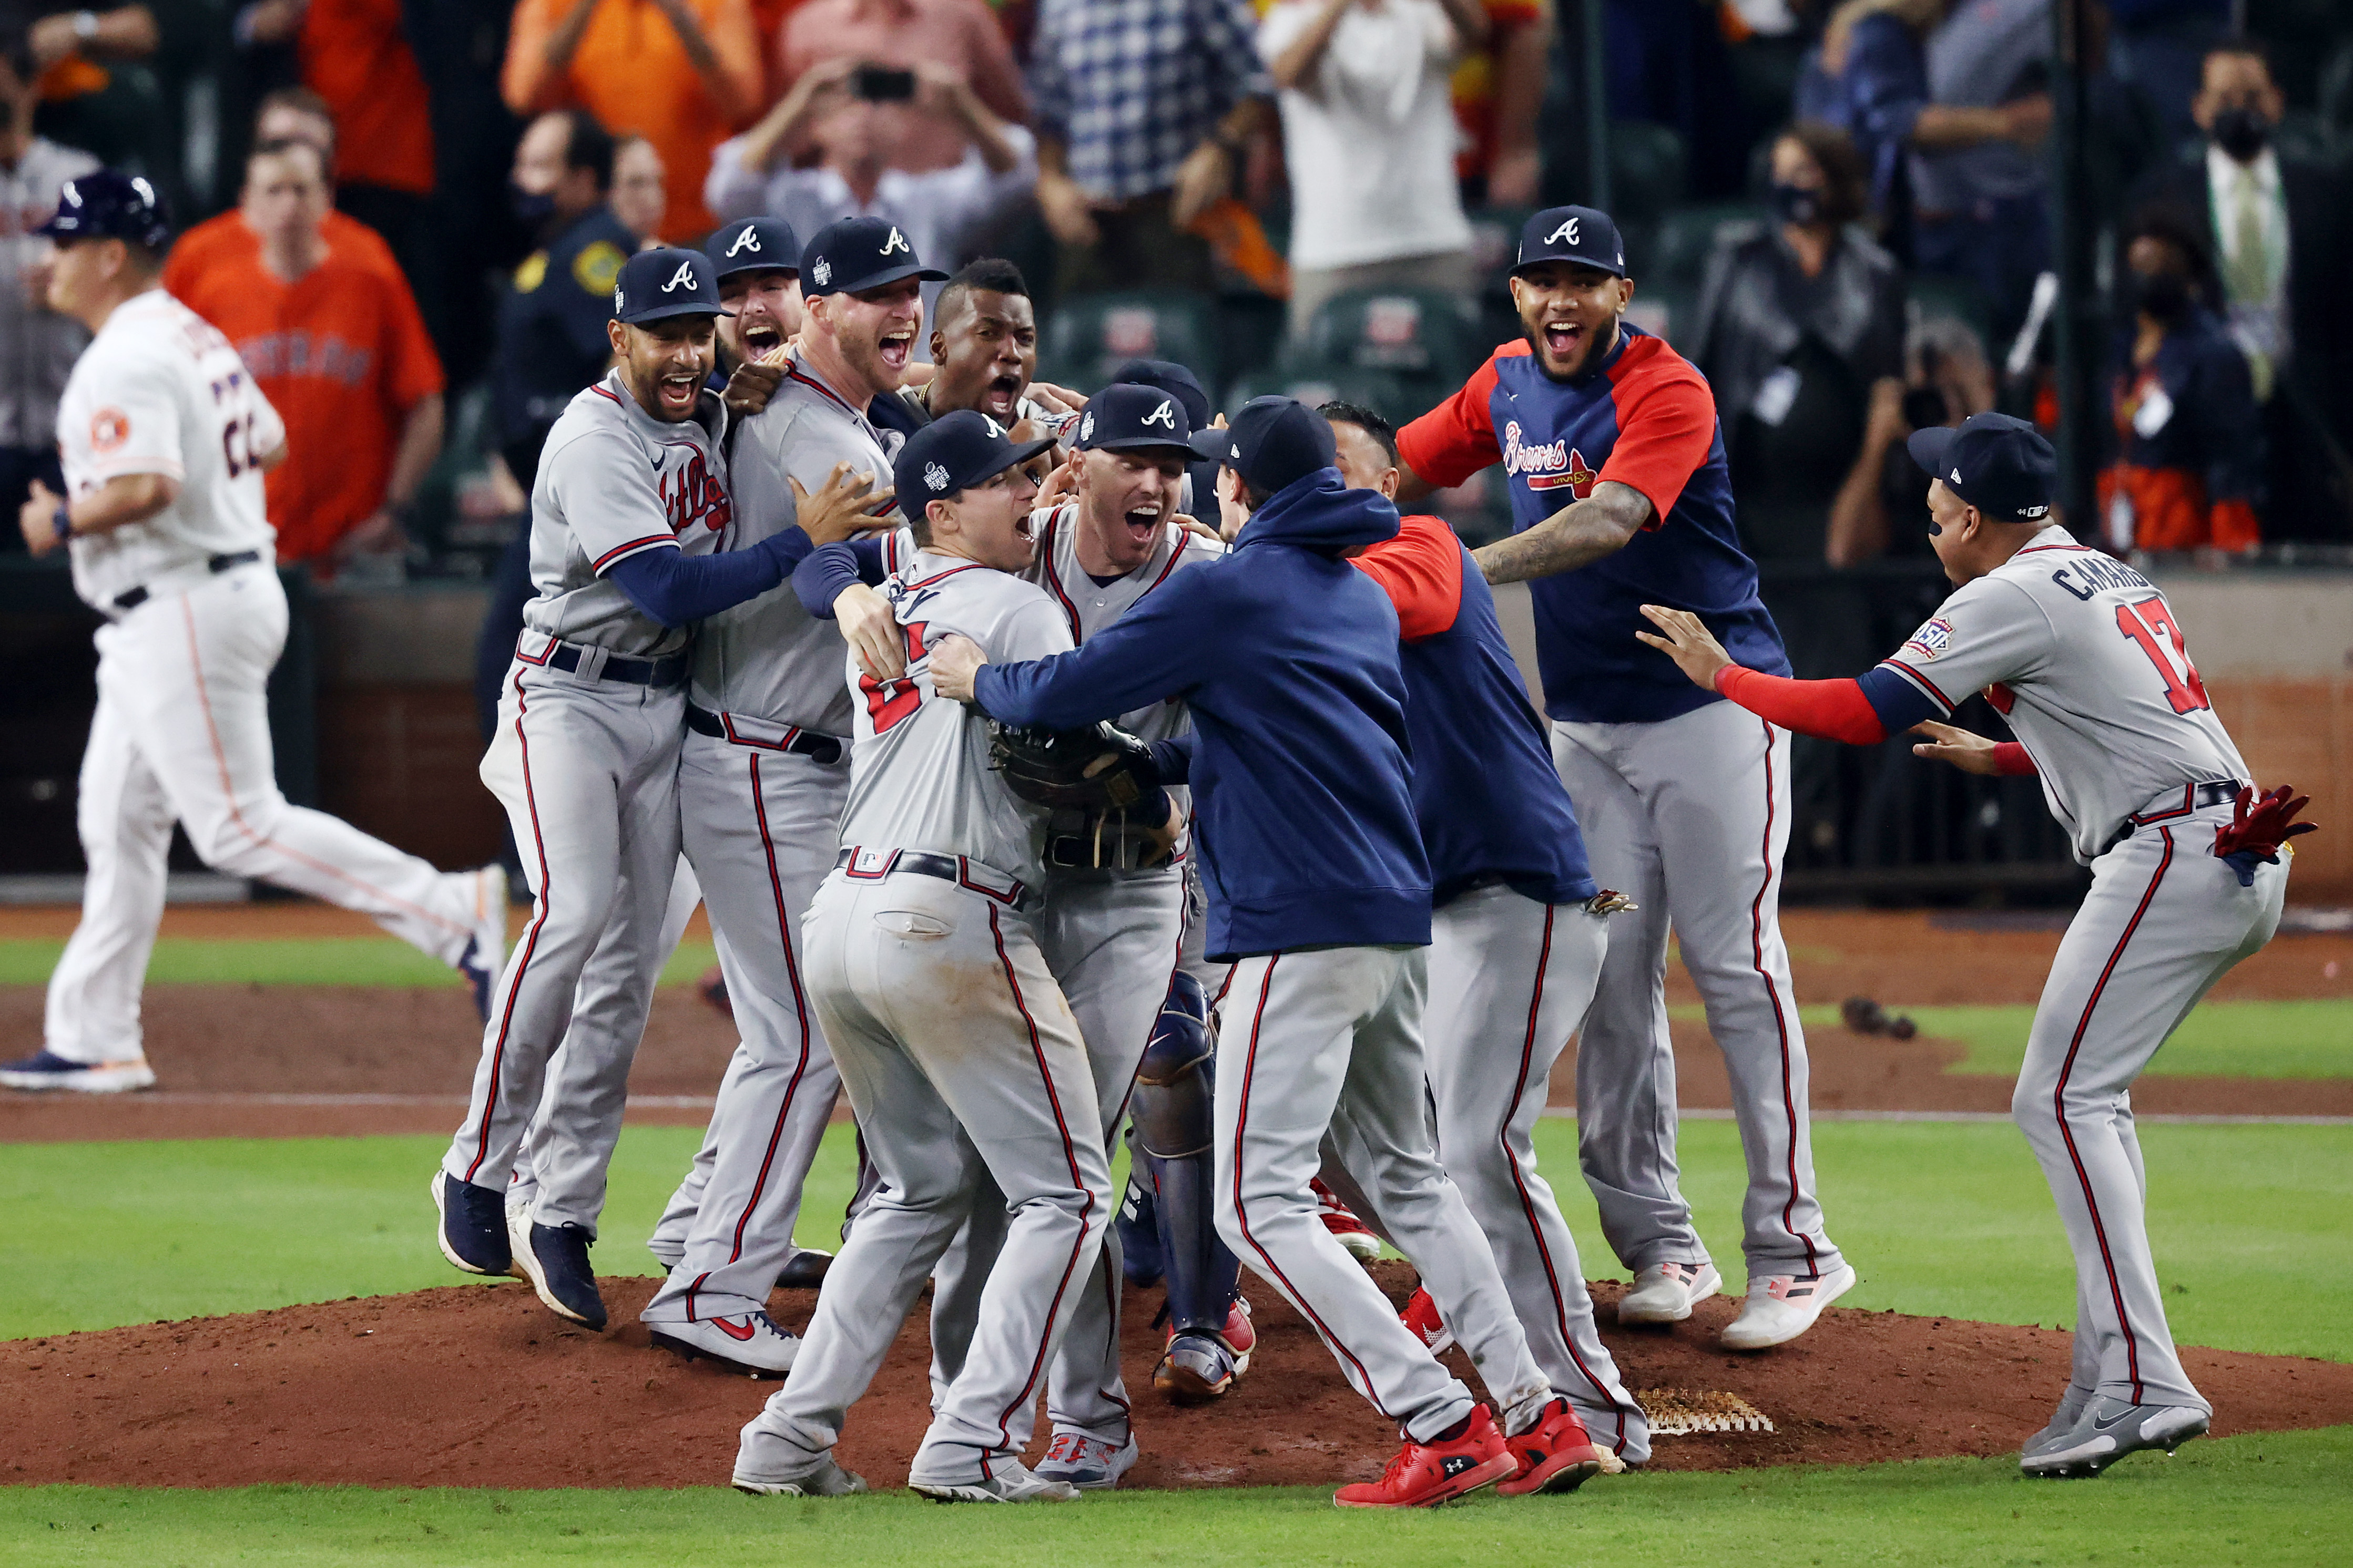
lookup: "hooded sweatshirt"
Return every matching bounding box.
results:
[973,468,1428,961]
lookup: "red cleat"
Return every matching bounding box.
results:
[1312,1177,1380,1262]
[1496,1397,1610,1497]
[1334,1405,1515,1509]
[1401,1285,1454,1355]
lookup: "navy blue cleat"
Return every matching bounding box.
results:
[512,1215,608,1330]
[1,1050,156,1093]
[432,1172,513,1276]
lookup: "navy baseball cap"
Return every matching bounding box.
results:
[1512,205,1627,279]
[894,409,1058,517]
[706,217,800,281]
[1109,358,1210,431]
[1907,412,2056,524]
[1077,382,1195,454]
[38,169,170,250]
[1189,395,1336,495]
[800,217,949,299]
[613,247,731,325]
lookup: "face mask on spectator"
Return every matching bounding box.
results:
[510,182,558,229]
[2131,269,2194,327]
[2209,106,2270,162]
[1769,182,1822,227]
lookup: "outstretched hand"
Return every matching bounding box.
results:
[791,462,895,546]
[929,632,986,703]
[1909,721,2003,774]
[1633,604,1731,690]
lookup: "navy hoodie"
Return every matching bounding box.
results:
[973,468,1429,961]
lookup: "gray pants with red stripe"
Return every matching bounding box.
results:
[2014,808,2286,1412]
[1216,946,1551,1443]
[639,730,848,1325]
[746,870,1111,1484]
[444,664,683,1224]
[1552,700,1843,1282]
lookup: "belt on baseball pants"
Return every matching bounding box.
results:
[2129,778,2244,828]
[685,702,843,764]
[110,549,263,613]
[538,640,690,688]
[834,845,1041,913]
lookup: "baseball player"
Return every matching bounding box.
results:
[0,170,506,1098]
[1397,205,1849,1348]
[1319,401,1649,1477]
[930,397,1587,1509]
[633,217,927,1374]
[731,411,1116,1504]
[434,247,831,1331]
[1636,413,2311,1478]
[799,382,1227,1487]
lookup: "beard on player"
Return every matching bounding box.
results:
[1510,260,1635,383]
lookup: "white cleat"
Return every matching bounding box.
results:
[0,1051,157,1093]
[649,1309,801,1377]
[732,1424,868,1497]
[1616,1260,1721,1324]
[1720,1262,1857,1350]
[1034,1431,1140,1490]
[909,1459,1082,1503]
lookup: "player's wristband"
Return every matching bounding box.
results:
[52,501,71,544]
[1990,742,2037,777]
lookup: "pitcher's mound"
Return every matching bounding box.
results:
[7,1263,2350,1491]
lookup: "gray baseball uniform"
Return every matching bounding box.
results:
[928,503,1221,1451]
[443,372,729,1230]
[637,351,903,1330]
[1874,527,2285,1414]
[742,549,1112,1489]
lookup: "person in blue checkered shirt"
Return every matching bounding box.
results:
[1027,0,1272,295]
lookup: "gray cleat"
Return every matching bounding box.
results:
[2020,1396,2209,1479]
[909,1459,1082,1503]
[2019,1384,2096,1461]
[732,1422,868,1497]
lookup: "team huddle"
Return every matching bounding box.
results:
[13,169,2317,1504]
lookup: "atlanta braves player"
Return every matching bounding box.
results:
[1636,412,2311,1478]
[631,218,923,1374]
[1,171,506,1097]
[435,248,824,1331]
[731,411,1116,1504]
[1397,206,1849,1349]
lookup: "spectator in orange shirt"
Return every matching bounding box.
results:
[503,0,761,243]
[166,88,407,293]
[170,139,447,573]
[775,0,1027,176]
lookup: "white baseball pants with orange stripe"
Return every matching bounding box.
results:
[442,662,683,1223]
[1552,699,1843,1281]
[747,871,1111,1485]
[46,566,485,1064]
[1216,945,1550,1443]
[2013,809,2285,1413]
[640,731,848,1324]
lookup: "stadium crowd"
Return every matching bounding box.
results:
[0,0,2347,586]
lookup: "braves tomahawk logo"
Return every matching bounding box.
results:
[658,444,731,534]
[1503,421,1596,496]
[724,225,761,257]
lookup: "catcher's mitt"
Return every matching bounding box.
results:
[988,720,1160,811]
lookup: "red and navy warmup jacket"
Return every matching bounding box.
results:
[1352,514,1598,909]
[1399,324,1788,724]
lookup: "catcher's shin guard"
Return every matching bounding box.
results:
[1131,973,1240,1340]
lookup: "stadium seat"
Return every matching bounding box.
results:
[1639,203,1766,293]
[1606,121,1689,224]
[1040,290,1219,395]
[1301,288,1488,386]
[1624,284,1699,351]
[1225,363,1413,425]
[1905,274,1992,348]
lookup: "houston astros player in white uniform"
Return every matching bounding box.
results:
[2,171,507,1096]
[1638,412,2311,1479]
[635,217,936,1372]
[1397,206,1847,1348]
[801,381,1223,1488]
[434,247,829,1330]
[732,410,1116,1504]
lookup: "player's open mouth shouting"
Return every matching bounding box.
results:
[980,368,1023,420]
[877,325,915,374]
[740,318,785,360]
[657,367,702,417]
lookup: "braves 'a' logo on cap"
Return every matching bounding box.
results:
[879,226,910,257]
[1547,216,1581,246]
[725,226,760,257]
[810,257,832,288]
[1951,467,1963,482]
[981,415,1003,437]
[661,260,696,293]
[923,461,950,493]
[1142,399,1176,429]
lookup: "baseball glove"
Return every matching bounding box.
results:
[988,720,1160,811]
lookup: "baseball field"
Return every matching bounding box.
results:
[2,901,2348,1565]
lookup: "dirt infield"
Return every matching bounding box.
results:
[7,1262,2350,1491]
[2,909,2347,1142]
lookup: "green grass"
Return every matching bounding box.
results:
[1667,1000,2353,1080]
[5,1429,2349,1566]
[0,938,722,990]
[6,1120,2349,1364]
